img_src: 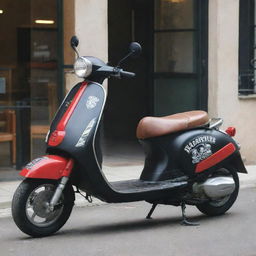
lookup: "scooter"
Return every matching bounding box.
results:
[12,36,247,237]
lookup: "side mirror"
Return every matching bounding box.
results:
[117,42,142,67]
[71,36,79,48]
[70,36,80,57]
[129,42,142,58]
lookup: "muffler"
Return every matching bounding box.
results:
[193,177,235,199]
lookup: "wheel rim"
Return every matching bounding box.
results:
[25,184,64,227]
[208,195,231,207]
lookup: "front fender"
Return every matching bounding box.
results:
[20,155,70,179]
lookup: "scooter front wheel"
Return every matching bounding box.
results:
[12,178,74,237]
[196,167,239,216]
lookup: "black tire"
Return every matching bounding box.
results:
[196,168,239,216]
[12,179,75,237]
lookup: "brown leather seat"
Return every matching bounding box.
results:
[136,110,209,139]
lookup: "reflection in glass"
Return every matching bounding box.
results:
[0,110,16,166]
[0,0,59,168]
[154,78,197,116]
[30,0,58,158]
[155,0,195,30]
[154,32,195,73]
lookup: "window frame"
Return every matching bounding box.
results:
[239,0,256,95]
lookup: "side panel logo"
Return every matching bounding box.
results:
[75,118,96,147]
[86,96,99,109]
[184,136,216,164]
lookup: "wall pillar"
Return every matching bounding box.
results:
[64,0,108,92]
[75,0,108,63]
[208,0,256,164]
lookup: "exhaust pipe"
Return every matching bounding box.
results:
[193,177,235,199]
[202,177,235,199]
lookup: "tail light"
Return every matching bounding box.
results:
[225,127,236,137]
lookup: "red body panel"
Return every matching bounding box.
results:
[195,143,236,173]
[48,82,88,146]
[20,155,73,180]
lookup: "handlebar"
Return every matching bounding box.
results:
[95,66,135,78]
[119,70,135,78]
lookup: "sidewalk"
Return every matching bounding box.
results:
[0,165,255,215]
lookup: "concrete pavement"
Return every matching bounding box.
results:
[0,165,255,216]
[1,188,256,255]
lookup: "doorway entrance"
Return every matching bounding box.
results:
[106,0,208,141]
[105,0,152,142]
[104,0,154,166]
[105,0,208,166]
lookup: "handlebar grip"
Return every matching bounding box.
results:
[120,70,136,78]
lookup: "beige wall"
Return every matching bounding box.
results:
[66,0,256,163]
[208,0,256,164]
[64,0,108,65]
[75,0,108,62]
[64,0,108,91]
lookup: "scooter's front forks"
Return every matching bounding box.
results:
[48,159,74,211]
[146,202,200,226]
[49,176,70,211]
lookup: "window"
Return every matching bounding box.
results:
[154,0,197,74]
[0,0,62,169]
[239,0,256,95]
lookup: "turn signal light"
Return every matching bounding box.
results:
[225,127,236,137]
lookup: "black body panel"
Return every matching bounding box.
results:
[140,129,246,182]
[46,81,246,203]
[46,82,187,203]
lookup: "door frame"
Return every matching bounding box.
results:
[198,0,209,111]
[149,0,209,114]
[57,0,64,103]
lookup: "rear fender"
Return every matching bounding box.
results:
[20,155,73,179]
[227,152,247,173]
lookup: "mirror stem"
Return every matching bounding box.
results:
[72,46,80,58]
[117,52,133,68]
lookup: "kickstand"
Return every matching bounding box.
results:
[146,203,157,219]
[180,202,200,226]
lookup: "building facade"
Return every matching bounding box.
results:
[0,0,255,171]
[71,0,256,164]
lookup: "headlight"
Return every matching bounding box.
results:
[74,57,92,78]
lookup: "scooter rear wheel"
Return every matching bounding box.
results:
[196,167,239,216]
[12,178,74,237]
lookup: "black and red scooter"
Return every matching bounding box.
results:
[12,36,247,237]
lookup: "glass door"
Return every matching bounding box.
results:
[153,0,208,116]
[22,0,61,159]
[0,0,62,169]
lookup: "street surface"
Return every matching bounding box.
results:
[1,187,256,256]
